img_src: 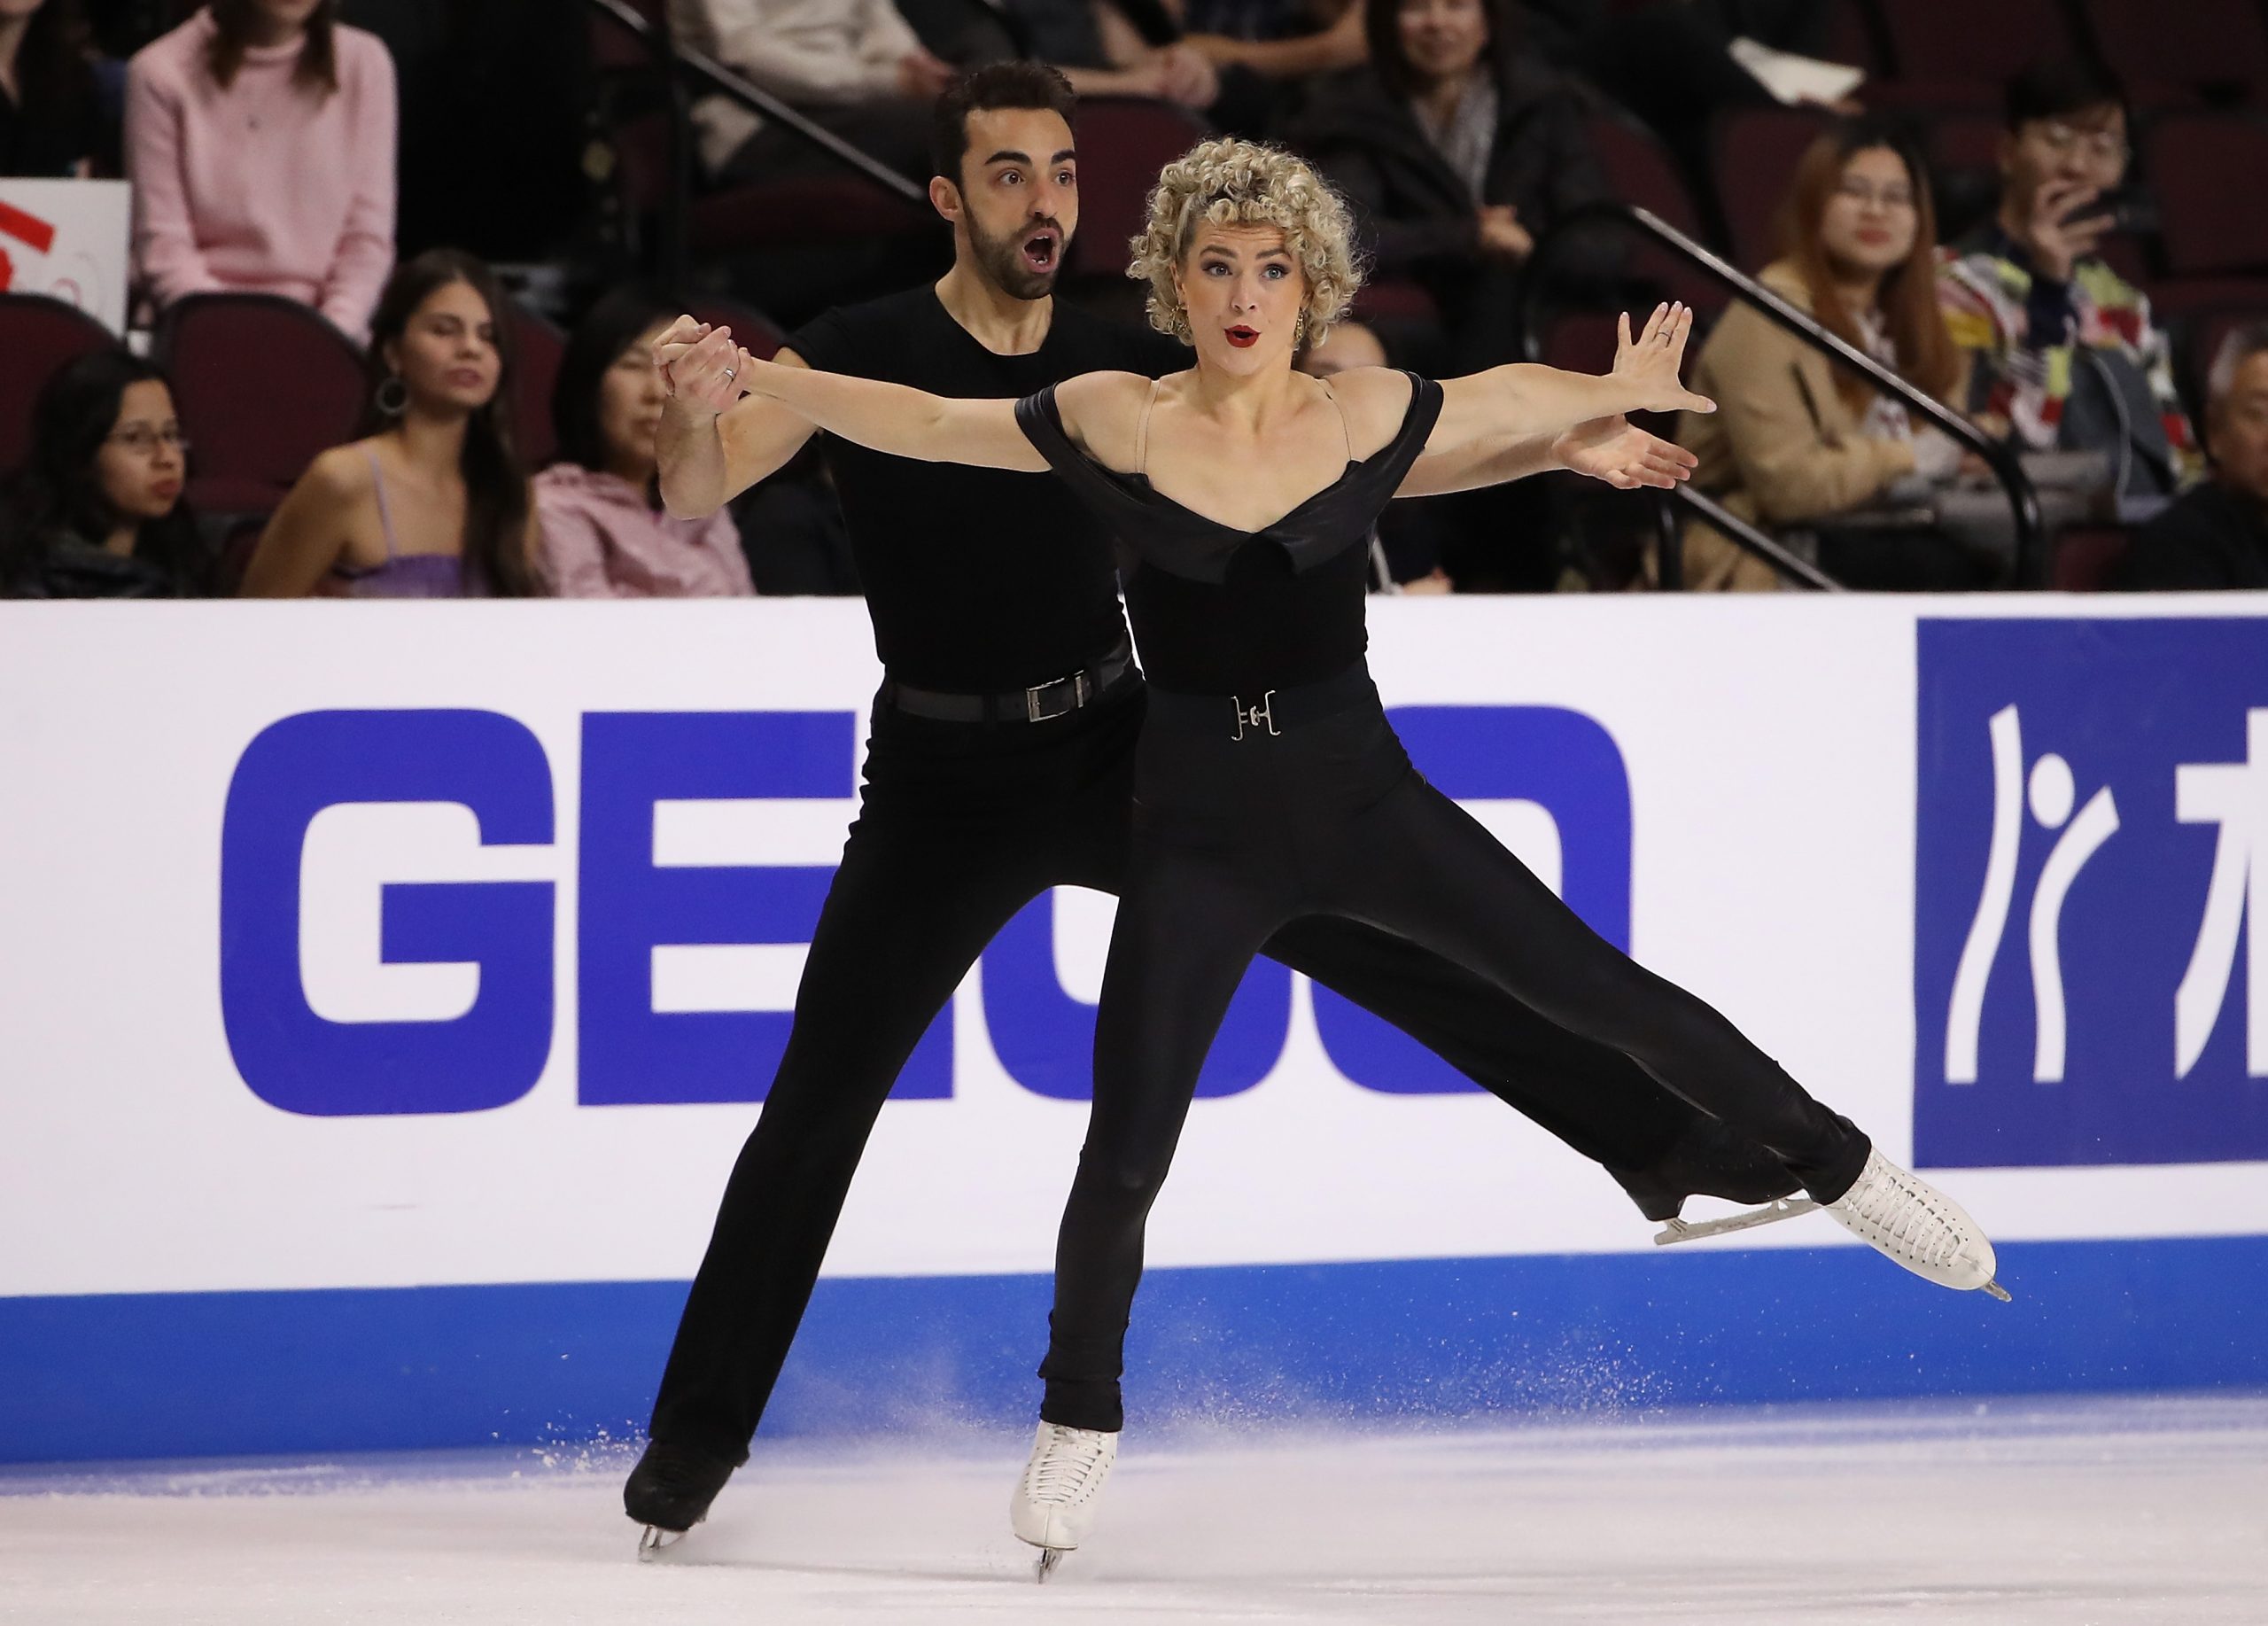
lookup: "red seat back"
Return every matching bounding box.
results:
[1586,111,1721,313]
[1067,98,1213,280]
[1713,107,1833,270]
[1880,0,2077,92]
[2051,525,2132,589]
[157,294,365,513]
[2149,113,2268,276]
[509,303,567,470]
[2085,0,2268,98]
[0,294,120,475]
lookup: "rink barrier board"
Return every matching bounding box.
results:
[4,1234,2265,1464]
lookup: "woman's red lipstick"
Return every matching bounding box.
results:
[1225,326,1259,348]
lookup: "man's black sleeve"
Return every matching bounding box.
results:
[787,307,865,377]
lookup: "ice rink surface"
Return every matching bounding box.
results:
[4,1393,2264,1625]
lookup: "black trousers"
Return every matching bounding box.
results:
[1037,669,1869,1433]
[648,673,1740,1464]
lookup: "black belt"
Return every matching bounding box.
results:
[1145,663,1379,741]
[878,638,1137,724]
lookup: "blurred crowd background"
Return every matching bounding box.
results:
[3,0,2264,599]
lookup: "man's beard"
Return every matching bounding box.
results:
[968,212,1067,301]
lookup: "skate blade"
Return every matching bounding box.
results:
[1653,1196,1821,1246]
[1035,1546,1066,1583]
[636,1525,687,1562]
[1982,1279,2012,1303]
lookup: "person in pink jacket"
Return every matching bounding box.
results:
[534,290,754,599]
[125,0,395,341]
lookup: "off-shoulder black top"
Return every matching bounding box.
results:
[1014,372,1445,696]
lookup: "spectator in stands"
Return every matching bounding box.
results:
[535,290,753,599]
[1681,118,1975,591]
[125,0,395,341]
[2113,324,2268,589]
[1287,0,1617,374]
[674,0,956,182]
[239,249,536,598]
[1,0,109,175]
[1010,1,1225,108]
[0,350,207,596]
[1938,59,2202,502]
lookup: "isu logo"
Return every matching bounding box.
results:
[0,197,58,292]
[1914,617,2268,1170]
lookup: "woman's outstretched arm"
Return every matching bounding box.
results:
[722,346,1051,472]
[1425,302,1716,450]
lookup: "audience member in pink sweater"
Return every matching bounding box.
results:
[125,1,395,340]
[535,291,753,599]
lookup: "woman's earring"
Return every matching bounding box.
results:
[1295,312,1309,347]
[375,375,409,417]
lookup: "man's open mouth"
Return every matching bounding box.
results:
[1225,325,1259,348]
[1020,230,1059,271]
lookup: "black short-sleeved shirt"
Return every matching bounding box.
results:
[789,286,1186,693]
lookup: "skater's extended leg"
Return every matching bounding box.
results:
[1258,915,1796,1216]
[1332,774,1870,1201]
[646,826,1038,1467]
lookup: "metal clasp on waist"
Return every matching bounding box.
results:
[1026,670,1092,722]
[1231,690,1278,740]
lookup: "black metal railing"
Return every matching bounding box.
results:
[1521,201,2047,590]
[583,0,928,283]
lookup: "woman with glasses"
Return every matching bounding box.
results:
[1678,117,1979,592]
[0,351,209,597]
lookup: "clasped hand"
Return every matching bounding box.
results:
[654,315,760,416]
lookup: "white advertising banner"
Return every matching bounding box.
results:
[3,596,2265,1305]
[0,179,133,335]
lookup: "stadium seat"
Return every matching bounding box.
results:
[2051,525,2132,589]
[0,293,118,475]
[2148,113,2268,278]
[509,303,566,470]
[1584,110,1722,313]
[154,293,365,517]
[2083,0,2268,103]
[1067,98,1215,280]
[1713,106,1832,270]
[1876,0,2077,93]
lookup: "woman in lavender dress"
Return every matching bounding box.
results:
[240,249,538,597]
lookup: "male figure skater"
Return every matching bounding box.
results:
[625,61,1793,1550]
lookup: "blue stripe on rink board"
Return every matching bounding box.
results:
[4,1235,2265,1464]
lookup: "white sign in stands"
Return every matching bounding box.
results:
[0,178,133,335]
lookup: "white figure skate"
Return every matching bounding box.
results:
[1010,1420,1118,1581]
[1654,1150,2009,1302]
[1826,1149,2010,1299]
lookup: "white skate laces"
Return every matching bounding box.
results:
[1011,1420,1119,1579]
[1828,1149,2010,1301]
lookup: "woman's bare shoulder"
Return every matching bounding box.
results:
[1054,370,1164,470]
[1318,365,1420,456]
[296,441,380,504]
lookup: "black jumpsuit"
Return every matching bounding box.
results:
[646,292,1782,1469]
[1017,375,1871,1433]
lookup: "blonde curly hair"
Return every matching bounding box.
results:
[1128,137,1365,347]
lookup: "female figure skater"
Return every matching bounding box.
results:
[676,137,2006,1574]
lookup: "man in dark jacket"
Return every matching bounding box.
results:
[2115,323,2268,590]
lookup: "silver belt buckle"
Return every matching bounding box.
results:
[1024,669,1092,722]
[1231,689,1278,740]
